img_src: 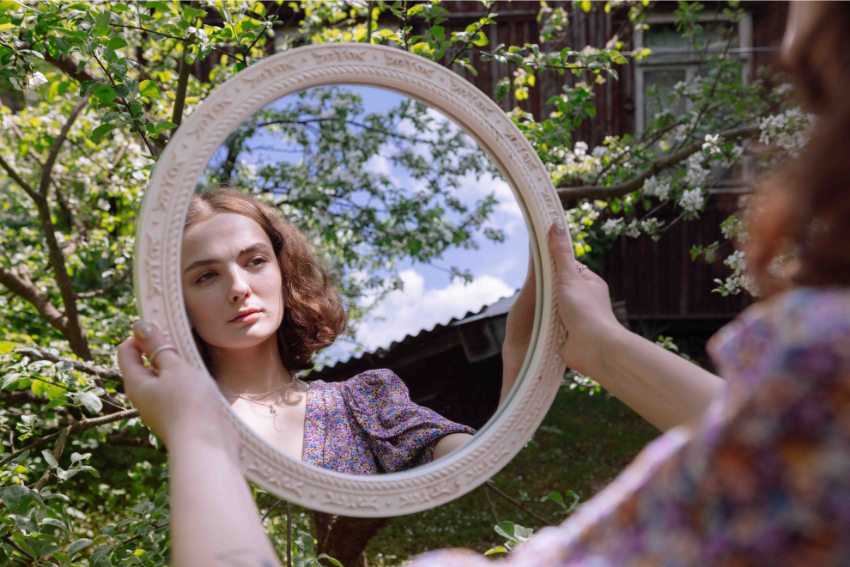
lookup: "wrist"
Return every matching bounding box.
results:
[166,418,241,460]
[558,321,631,377]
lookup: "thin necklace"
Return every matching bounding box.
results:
[221,376,306,414]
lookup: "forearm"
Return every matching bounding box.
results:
[168,432,281,567]
[575,327,724,432]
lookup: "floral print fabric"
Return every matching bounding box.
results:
[408,288,850,567]
[302,368,476,475]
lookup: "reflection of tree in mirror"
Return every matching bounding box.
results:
[198,87,506,347]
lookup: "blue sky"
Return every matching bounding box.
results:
[204,86,530,363]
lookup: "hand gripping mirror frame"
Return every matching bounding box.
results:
[134,43,569,517]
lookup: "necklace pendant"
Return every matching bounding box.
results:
[269,405,276,414]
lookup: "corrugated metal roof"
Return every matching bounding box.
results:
[319,290,519,371]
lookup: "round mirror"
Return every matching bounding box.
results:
[135,44,566,516]
[185,84,531,474]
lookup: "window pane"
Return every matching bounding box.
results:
[643,23,688,51]
[644,69,687,124]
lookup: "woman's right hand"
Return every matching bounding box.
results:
[547,225,625,376]
[117,320,239,455]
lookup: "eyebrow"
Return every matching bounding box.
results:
[183,242,275,276]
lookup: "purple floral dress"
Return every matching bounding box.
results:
[302,369,475,475]
[409,288,850,567]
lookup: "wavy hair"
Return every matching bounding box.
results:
[184,188,347,373]
[743,4,850,295]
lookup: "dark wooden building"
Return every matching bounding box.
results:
[311,2,790,412]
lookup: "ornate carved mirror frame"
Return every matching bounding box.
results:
[134,43,568,517]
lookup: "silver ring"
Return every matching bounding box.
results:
[148,344,177,369]
[577,264,588,273]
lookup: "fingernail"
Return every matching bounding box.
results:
[553,222,567,236]
[133,320,153,339]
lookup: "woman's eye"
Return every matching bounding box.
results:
[250,257,267,267]
[197,272,214,283]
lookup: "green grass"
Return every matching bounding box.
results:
[363,386,661,565]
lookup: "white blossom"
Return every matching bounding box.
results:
[678,187,705,216]
[642,175,671,201]
[25,72,48,92]
[601,218,624,236]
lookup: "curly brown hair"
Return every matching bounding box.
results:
[744,4,850,295]
[184,188,347,373]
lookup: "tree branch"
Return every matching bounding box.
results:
[556,124,760,205]
[43,51,99,83]
[0,408,139,468]
[32,425,71,492]
[485,481,553,526]
[0,251,69,335]
[1,534,38,564]
[75,265,133,299]
[39,97,89,197]
[0,153,39,202]
[12,345,124,383]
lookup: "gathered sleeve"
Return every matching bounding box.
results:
[339,369,475,473]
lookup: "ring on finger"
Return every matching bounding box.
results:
[577,264,588,273]
[148,344,177,370]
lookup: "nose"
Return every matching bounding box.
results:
[228,267,251,303]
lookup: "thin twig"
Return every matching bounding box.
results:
[12,345,124,383]
[1,534,38,564]
[286,501,292,567]
[485,482,553,526]
[32,424,71,492]
[262,498,285,521]
[483,484,500,524]
[0,408,139,467]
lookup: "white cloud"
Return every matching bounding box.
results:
[353,269,515,351]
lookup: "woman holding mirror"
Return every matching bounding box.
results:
[117,1,850,565]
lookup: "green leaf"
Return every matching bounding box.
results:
[0,340,13,354]
[90,545,115,567]
[154,120,177,133]
[90,123,117,144]
[138,80,160,98]
[471,31,488,47]
[44,392,69,408]
[113,83,130,98]
[106,37,127,50]
[484,546,508,556]
[540,491,566,508]
[0,484,34,515]
[80,80,101,97]
[95,86,117,103]
[494,521,516,539]
[41,449,59,468]
[92,10,112,37]
[146,1,171,13]
[67,538,93,558]
[580,0,592,13]
[40,517,70,534]
[317,554,343,567]
[183,6,207,21]
[31,378,49,396]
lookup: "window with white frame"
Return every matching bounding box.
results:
[635,13,753,132]
[634,13,753,189]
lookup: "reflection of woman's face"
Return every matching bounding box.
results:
[181,213,285,351]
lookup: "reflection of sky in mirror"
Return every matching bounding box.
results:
[203,86,529,364]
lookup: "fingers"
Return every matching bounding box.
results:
[548,224,580,283]
[116,336,157,400]
[131,320,182,372]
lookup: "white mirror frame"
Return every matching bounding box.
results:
[134,43,568,517]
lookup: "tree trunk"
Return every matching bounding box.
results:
[312,512,390,567]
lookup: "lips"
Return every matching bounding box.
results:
[230,309,261,323]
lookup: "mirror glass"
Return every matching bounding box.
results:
[182,86,531,475]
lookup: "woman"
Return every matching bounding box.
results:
[180,187,526,474]
[117,2,850,566]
